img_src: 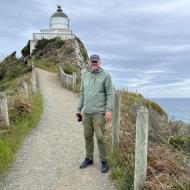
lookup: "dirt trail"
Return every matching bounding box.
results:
[0,68,115,190]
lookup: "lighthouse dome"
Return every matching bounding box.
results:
[50,6,69,29]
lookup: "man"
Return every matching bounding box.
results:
[76,54,114,173]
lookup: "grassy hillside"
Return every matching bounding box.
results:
[21,37,89,74]
[0,51,32,91]
[108,90,190,190]
[0,51,43,175]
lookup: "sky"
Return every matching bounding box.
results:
[0,0,190,98]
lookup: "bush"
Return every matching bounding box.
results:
[0,52,31,91]
[8,95,32,124]
[3,51,17,63]
[44,39,65,51]
[168,135,190,153]
[0,65,6,80]
[32,37,57,55]
[63,64,77,75]
[21,40,30,57]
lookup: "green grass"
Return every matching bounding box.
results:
[0,77,21,92]
[144,98,167,116]
[108,151,134,190]
[172,182,190,190]
[0,52,32,91]
[63,64,78,75]
[168,135,190,154]
[0,89,43,175]
[0,73,32,94]
[35,58,58,72]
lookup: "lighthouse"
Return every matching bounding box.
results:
[30,5,75,54]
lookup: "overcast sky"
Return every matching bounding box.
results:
[0,0,190,98]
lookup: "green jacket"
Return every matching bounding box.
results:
[77,67,114,114]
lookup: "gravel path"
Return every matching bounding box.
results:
[0,68,116,190]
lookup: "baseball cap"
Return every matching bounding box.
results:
[90,54,100,62]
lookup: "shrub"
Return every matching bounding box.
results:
[3,51,17,63]
[32,37,58,55]
[168,135,190,153]
[0,52,31,91]
[8,95,32,123]
[63,64,77,75]
[21,40,30,57]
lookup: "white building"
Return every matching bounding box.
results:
[30,5,75,54]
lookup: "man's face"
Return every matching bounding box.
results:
[89,60,100,71]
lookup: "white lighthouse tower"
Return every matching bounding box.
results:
[30,5,75,54]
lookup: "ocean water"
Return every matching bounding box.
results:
[151,98,190,124]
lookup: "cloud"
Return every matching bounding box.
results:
[0,0,190,97]
[103,65,134,72]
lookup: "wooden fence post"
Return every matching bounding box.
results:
[0,92,9,127]
[72,73,77,91]
[31,64,36,93]
[65,76,68,88]
[112,90,121,152]
[23,82,29,99]
[134,106,149,190]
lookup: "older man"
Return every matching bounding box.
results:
[76,54,114,173]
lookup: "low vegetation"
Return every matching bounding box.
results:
[0,52,32,91]
[21,37,89,74]
[0,52,43,176]
[108,90,190,190]
[0,89,43,175]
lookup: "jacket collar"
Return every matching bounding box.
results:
[90,67,103,73]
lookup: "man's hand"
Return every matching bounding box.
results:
[76,112,82,122]
[104,112,112,123]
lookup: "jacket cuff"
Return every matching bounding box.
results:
[106,108,113,112]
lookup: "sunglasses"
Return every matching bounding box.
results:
[90,60,98,64]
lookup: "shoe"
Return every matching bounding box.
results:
[79,158,93,169]
[101,161,109,173]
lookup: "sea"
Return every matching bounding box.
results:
[151,98,190,124]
